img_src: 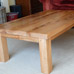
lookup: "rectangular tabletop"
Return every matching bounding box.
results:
[0,10,74,74]
[0,10,74,39]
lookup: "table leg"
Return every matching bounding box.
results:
[0,35,9,62]
[39,39,52,74]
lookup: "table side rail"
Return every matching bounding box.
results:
[0,33,39,43]
[51,24,74,40]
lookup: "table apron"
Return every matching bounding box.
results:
[1,33,39,43]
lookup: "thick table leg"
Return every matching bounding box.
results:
[0,35,9,62]
[39,39,52,74]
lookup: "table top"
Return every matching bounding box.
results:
[0,10,74,39]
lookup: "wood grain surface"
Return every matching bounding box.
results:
[0,10,74,39]
[0,10,74,74]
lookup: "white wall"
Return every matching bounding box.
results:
[1,0,15,12]
[1,0,10,12]
[9,0,15,5]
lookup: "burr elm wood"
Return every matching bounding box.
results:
[0,10,74,74]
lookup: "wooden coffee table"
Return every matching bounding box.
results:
[0,10,74,74]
